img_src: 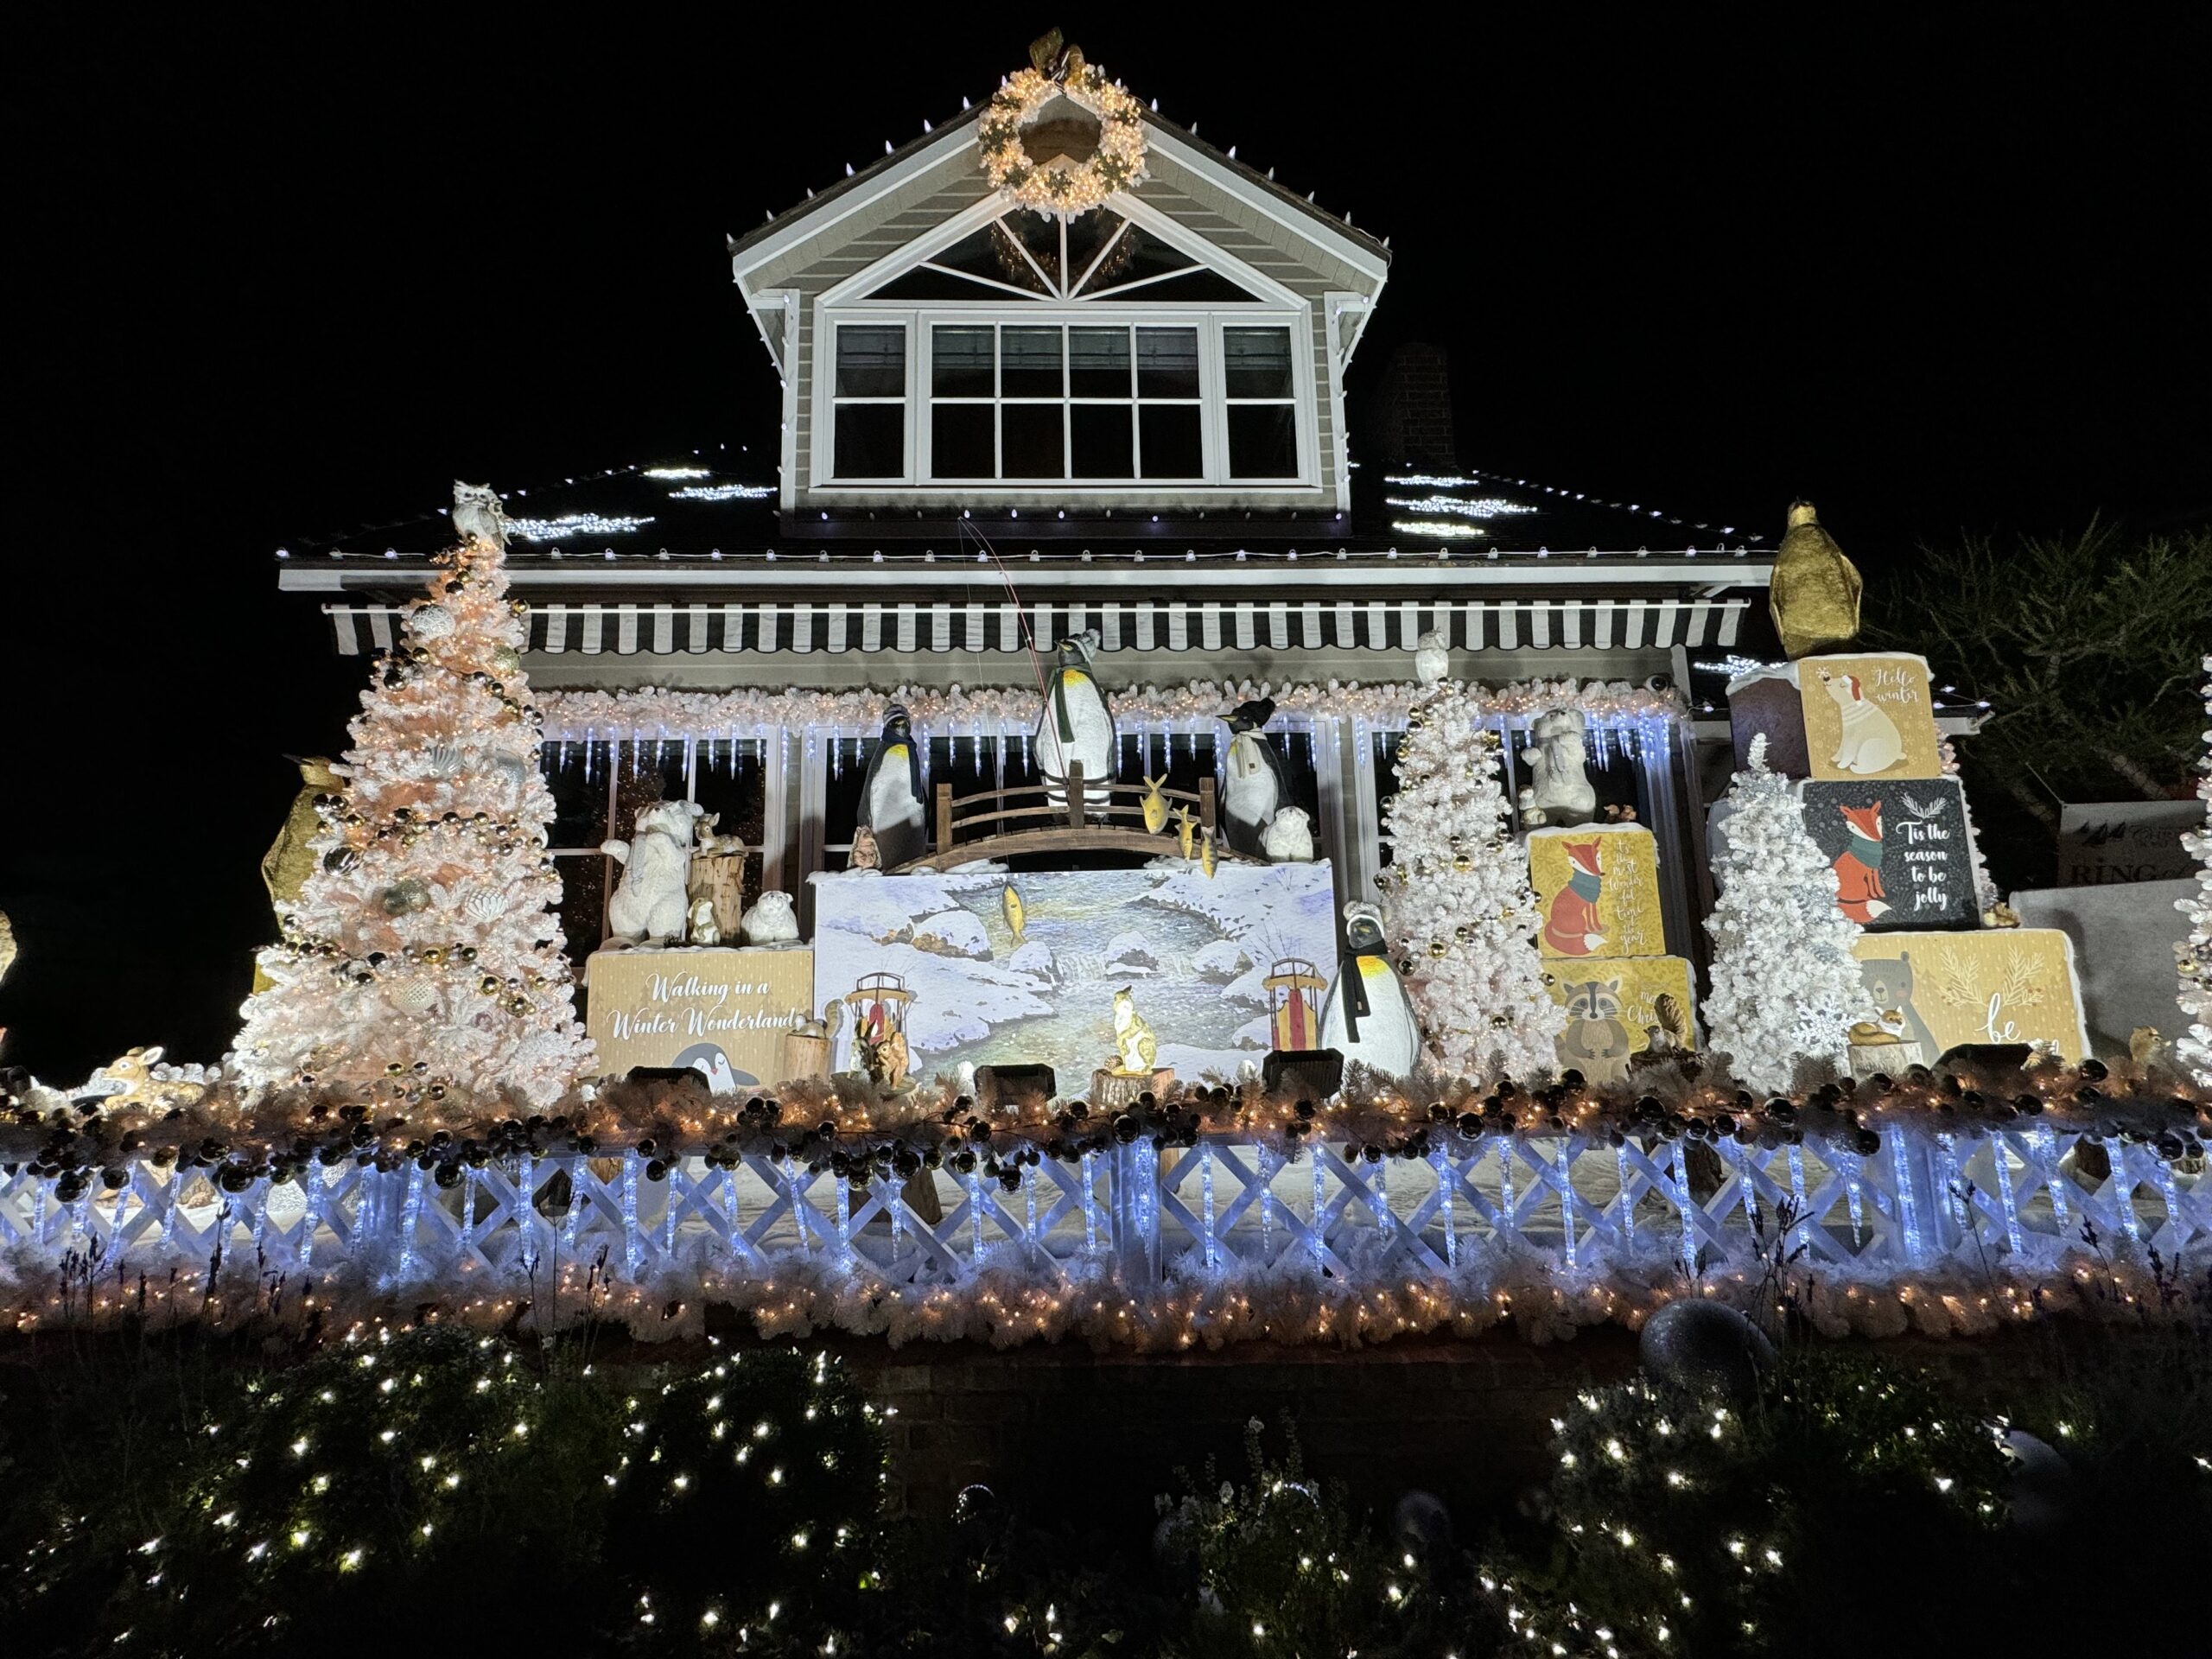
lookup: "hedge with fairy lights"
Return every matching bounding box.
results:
[8,1328,892,1656]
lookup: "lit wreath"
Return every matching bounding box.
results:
[978,44,1147,218]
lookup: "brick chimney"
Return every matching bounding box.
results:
[1369,342,1458,470]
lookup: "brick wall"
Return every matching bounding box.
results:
[837,1330,1643,1529]
[1368,342,1459,471]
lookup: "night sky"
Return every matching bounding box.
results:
[9,16,2206,1079]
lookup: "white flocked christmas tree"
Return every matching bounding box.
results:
[1379,680,1564,1082]
[2174,654,2212,1084]
[234,490,594,1106]
[1704,736,1872,1092]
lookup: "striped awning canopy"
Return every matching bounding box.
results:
[324,593,1751,658]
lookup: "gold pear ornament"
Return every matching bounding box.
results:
[1002,882,1027,944]
[1768,500,1863,660]
[1141,774,1170,835]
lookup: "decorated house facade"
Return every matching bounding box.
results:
[278,46,1783,980]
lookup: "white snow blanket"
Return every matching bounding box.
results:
[810,861,1338,1084]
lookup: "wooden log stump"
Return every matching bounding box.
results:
[780,1031,830,1084]
[1090,1067,1175,1111]
[689,853,748,938]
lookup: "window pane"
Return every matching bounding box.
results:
[1071,404,1135,479]
[1085,225,1196,293]
[1065,213,1127,290]
[835,326,905,397]
[1139,404,1202,478]
[1135,327,1199,397]
[1068,327,1130,397]
[932,326,995,396]
[998,213,1061,291]
[1224,327,1294,397]
[1001,404,1065,479]
[834,404,904,478]
[931,404,995,478]
[1228,404,1298,478]
[1001,327,1063,397]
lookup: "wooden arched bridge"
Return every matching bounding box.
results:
[888,764,1262,872]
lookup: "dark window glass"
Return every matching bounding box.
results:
[925,225,1050,295]
[690,741,766,849]
[931,327,995,395]
[1001,327,1063,397]
[1228,404,1298,478]
[1129,269,1268,303]
[1135,327,1199,397]
[1071,404,1135,479]
[835,327,905,397]
[1001,404,1065,478]
[931,404,995,478]
[541,751,605,849]
[1139,404,1202,478]
[869,267,1008,302]
[1065,213,1128,290]
[999,213,1061,289]
[834,404,904,478]
[1085,225,1196,291]
[1068,327,1130,396]
[1224,327,1294,397]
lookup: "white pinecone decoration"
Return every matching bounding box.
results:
[385,979,440,1014]
[461,886,506,923]
[410,602,456,640]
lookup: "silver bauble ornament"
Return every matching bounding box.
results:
[410,603,456,640]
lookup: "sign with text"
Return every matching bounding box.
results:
[2056,800,2200,887]
[1853,929,2088,1064]
[1797,652,1943,782]
[585,947,815,1090]
[1801,777,1977,931]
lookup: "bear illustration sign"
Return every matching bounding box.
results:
[1800,778,1977,931]
[1850,931,2088,1063]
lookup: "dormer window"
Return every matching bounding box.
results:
[816,203,1317,494]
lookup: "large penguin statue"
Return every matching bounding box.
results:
[857,705,927,869]
[1034,630,1114,817]
[1221,697,1292,859]
[1319,902,1422,1080]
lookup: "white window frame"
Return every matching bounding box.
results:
[811,194,1321,494]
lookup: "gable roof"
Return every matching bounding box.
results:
[728,101,1390,289]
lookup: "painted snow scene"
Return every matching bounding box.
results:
[810,862,1338,1084]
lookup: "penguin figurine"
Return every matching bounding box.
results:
[1768,499,1863,660]
[1034,632,1114,817]
[857,705,927,868]
[1222,697,1292,859]
[1319,902,1422,1079]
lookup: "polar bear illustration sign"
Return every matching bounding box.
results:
[1796,652,1942,782]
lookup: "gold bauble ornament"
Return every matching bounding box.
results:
[1428,938,1449,957]
[1455,925,1476,943]
[1452,853,1474,873]
[491,645,523,675]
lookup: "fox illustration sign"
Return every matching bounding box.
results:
[1801,778,1978,931]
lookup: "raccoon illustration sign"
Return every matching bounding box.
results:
[1796,652,1943,782]
[1543,955,1697,1084]
[1800,778,1977,931]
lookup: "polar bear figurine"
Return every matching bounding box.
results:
[1819,669,1904,774]
[741,890,801,946]
[601,800,705,945]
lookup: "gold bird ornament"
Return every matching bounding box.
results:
[1768,500,1864,660]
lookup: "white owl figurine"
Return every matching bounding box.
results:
[1414,628,1451,686]
[452,480,508,546]
[740,890,800,946]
